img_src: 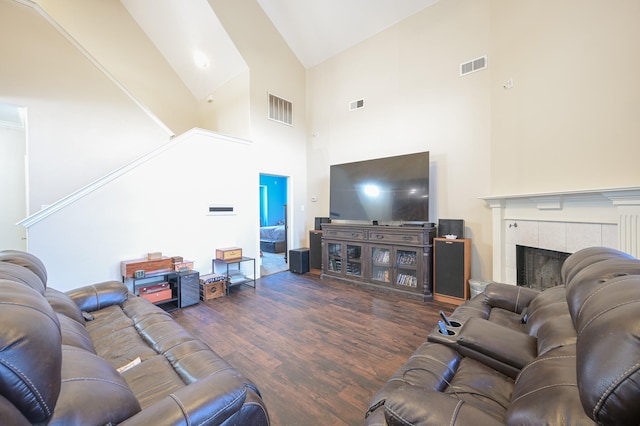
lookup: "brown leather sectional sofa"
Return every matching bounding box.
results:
[0,250,269,425]
[366,246,640,425]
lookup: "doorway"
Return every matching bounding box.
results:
[259,173,289,276]
[0,104,27,250]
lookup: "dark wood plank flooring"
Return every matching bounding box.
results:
[172,271,455,426]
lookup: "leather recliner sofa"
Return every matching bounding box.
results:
[0,250,270,426]
[365,246,640,425]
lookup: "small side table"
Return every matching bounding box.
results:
[212,256,256,295]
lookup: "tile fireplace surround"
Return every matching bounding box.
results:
[482,187,640,284]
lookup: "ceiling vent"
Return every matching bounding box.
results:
[268,93,293,126]
[349,98,365,111]
[460,55,487,76]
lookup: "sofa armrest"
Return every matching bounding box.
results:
[65,280,129,312]
[119,376,268,426]
[383,386,504,426]
[456,317,537,379]
[484,283,540,313]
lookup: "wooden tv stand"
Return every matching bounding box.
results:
[320,223,436,301]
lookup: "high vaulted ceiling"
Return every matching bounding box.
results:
[121,0,439,101]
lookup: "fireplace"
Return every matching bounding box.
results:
[516,245,570,291]
[482,187,640,285]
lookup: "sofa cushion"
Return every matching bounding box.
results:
[561,246,634,285]
[456,317,537,379]
[483,283,539,314]
[49,345,141,425]
[85,304,158,369]
[0,279,61,424]
[0,261,46,294]
[574,274,640,424]
[46,288,86,325]
[384,386,504,426]
[534,312,576,356]
[0,394,31,426]
[120,354,187,409]
[58,314,95,353]
[565,257,640,327]
[507,345,592,425]
[366,342,514,424]
[0,250,48,287]
[118,374,256,426]
[65,280,129,312]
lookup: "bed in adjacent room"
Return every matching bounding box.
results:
[260,224,286,253]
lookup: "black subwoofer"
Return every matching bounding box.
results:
[289,248,310,274]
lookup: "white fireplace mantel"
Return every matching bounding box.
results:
[481,187,640,284]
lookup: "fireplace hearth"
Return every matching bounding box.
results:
[516,245,570,291]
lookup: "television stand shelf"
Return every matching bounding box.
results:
[321,223,436,301]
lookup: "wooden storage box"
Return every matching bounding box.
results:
[200,281,226,300]
[139,282,169,294]
[216,247,243,261]
[121,257,173,278]
[140,288,172,303]
[173,260,194,272]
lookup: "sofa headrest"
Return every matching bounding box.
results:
[575,274,640,424]
[561,246,634,285]
[0,279,62,424]
[565,257,640,326]
[0,262,46,295]
[0,250,47,289]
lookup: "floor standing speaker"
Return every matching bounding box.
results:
[289,248,310,274]
[433,238,471,305]
[309,230,322,270]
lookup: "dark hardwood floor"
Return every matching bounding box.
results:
[172,271,455,426]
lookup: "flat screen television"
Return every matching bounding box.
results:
[329,151,429,223]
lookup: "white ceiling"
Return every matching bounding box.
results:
[121,0,439,101]
[257,0,440,68]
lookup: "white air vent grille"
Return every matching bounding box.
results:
[460,55,487,76]
[349,98,365,111]
[268,93,293,126]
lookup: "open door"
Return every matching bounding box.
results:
[259,173,289,276]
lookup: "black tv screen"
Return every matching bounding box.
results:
[329,151,429,222]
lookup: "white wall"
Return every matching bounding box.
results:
[0,124,27,249]
[5,0,309,290]
[210,0,308,250]
[489,0,640,194]
[305,0,493,280]
[199,70,251,140]
[32,0,199,135]
[0,0,171,213]
[27,130,260,292]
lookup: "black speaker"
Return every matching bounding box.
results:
[438,219,465,238]
[434,239,466,299]
[309,231,322,270]
[289,248,309,274]
[315,217,331,230]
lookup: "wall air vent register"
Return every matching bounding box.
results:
[349,98,365,111]
[268,93,293,126]
[460,55,487,76]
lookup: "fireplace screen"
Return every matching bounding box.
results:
[516,245,571,291]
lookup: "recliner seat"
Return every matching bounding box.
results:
[366,246,640,425]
